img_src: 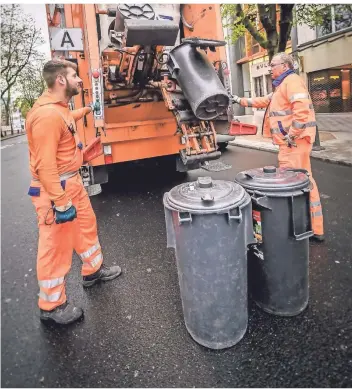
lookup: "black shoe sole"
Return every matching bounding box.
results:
[82,269,122,288]
[40,312,84,325]
[310,236,325,243]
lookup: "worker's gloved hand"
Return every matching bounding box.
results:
[87,103,94,113]
[232,95,241,104]
[54,201,77,224]
[284,134,297,148]
[87,102,100,113]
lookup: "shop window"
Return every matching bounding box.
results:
[254,76,264,97]
[251,35,260,54]
[309,68,352,113]
[316,5,352,38]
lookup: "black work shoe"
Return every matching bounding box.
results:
[310,234,325,242]
[82,263,122,287]
[40,302,84,325]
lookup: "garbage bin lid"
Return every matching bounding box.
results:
[165,176,247,213]
[235,166,310,193]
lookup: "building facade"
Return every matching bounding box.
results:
[296,5,352,114]
[226,5,352,124]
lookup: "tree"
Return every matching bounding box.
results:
[1,4,44,132]
[221,4,352,61]
[14,60,46,118]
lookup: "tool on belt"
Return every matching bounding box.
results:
[278,121,297,148]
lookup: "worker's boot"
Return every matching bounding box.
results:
[82,263,122,287]
[310,234,325,243]
[40,302,84,325]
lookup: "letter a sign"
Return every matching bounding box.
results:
[49,28,84,51]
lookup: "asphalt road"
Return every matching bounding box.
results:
[1,135,351,388]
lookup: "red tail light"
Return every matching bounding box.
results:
[229,121,257,136]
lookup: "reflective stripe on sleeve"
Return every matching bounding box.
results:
[289,93,310,102]
[245,98,253,107]
[292,120,317,129]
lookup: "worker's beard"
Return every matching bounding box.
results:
[65,79,80,99]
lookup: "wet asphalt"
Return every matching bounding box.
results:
[1,135,351,388]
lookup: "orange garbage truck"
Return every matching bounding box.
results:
[45,4,237,191]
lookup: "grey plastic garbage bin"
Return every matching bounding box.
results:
[235,166,314,316]
[163,176,254,349]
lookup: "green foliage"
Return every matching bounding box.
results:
[14,98,32,118]
[1,4,44,125]
[221,4,352,60]
[294,4,328,27]
[222,4,265,43]
[15,60,46,114]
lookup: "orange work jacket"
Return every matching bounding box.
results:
[26,91,90,207]
[239,73,317,145]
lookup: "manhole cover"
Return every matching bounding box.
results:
[201,160,232,172]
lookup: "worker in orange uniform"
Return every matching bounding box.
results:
[232,52,324,242]
[26,59,122,325]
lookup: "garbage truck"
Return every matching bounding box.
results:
[45,3,238,190]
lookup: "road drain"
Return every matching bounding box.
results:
[201,160,232,172]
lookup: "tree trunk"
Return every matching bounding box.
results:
[266,31,279,62]
[1,97,10,127]
[278,5,294,53]
[7,89,14,134]
[258,5,278,62]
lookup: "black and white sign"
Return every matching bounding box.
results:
[91,69,104,121]
[49,28,83,51]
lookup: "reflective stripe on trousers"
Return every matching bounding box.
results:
[39,290,62,303]
[278,139,324,235]
[78,241,103,272]
[31,173,103,311]
[79,242,100,260]
[38,277,64,289]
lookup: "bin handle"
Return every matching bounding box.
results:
[178,212,192,225]
[287,168,310,177]
[290,195,313,240]
[227,207,242,223]
[168,53,180,78]
[251,191,272,210]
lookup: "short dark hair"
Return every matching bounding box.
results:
[42,59,77,88]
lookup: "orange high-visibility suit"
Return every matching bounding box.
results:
[26,91,103,311]
[239,73,324,236]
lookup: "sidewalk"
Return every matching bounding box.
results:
[1,132,26,141]
[230,113,352,167]
[230,130,352,167]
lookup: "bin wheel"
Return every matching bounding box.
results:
[218,142,228,151]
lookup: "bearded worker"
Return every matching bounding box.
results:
[26,59,122,325]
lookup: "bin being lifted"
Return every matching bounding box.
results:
[46,3,236,192]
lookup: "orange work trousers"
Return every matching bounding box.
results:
[278,139,324,236]
[29,174,103,311]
